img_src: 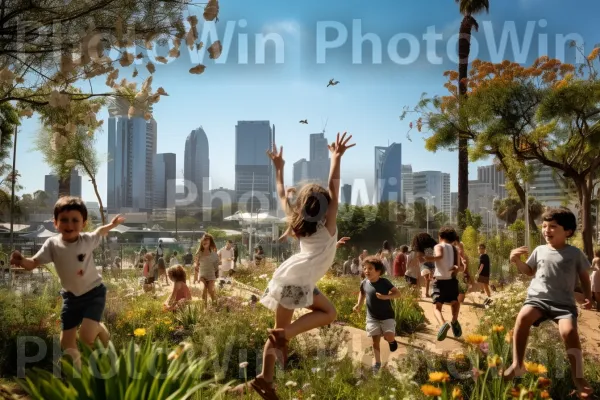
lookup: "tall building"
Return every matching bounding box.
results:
[154,153,176,209]
[450,192,458,223]
[308,133,330,185]
[529,160,568,207]
[374,143,403,204]
[107,115,157,212]
[477,164,508,199]
[468,180,496,228]
[402,165,414,205]
[184,127,210,207]
[413,171,451,217]
[44,169,82,204]
[341,184,352,205]
[293,158,309,186]
[235,121,275,211]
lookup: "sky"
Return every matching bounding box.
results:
[13,0,600,205]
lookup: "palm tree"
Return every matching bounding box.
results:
[455,0,490,226]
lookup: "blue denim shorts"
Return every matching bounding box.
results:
[60,284,107,330]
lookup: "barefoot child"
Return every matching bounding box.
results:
[477,244,493,306]
[422,227,462,342]
[353,256,400,373]
[233,133,354,399]
[505,208,593,398]
[10,196,124,368]
[164,265,192,311]
[411,233,438,297]
[194,234,220,305]
[591,250,600,312]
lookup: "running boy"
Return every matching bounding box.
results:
[422,226,462,341]
[477,244,492,306]
[10,196,124,368]
[505,208,593,398]
[353,256,400,373]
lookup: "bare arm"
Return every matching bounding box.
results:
[579,269,593,302]
[94,214,125,237]
[266,145,288,212]
[424,244,443,262]
[15,258,40,271]
[325,132,354,236]
[510,247,534,276]
[353,290,366,311]
[383,286,402,300]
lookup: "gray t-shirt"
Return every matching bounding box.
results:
[526,244,590,307]
[33,232,103,296]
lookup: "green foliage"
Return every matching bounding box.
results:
[461,226,481,273]
[205,227,226,239]
[459,209,483,231]
[337,202,400,251]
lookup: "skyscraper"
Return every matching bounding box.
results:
[413,171,451,217]
[154,153,176,209]
[374,143,402,204]
[107,115,157,212]
[293,158,309,186]
[342,183,352,205]
[184,127,210,207]
[44,169,82,204]
[308,133,330,185]
[235,121,274,211]
[402,164,414,205]
[477,164,507,199]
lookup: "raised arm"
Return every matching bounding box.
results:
[266,144,288,212]
[95,214,125,237]
[424,244,443,262]
[325,132,355,235]
[510,246,534,276]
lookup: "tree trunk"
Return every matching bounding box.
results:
[457,16,472,225]
[58,170,72,198]
[579,177,593,261]
[86,169,108,271]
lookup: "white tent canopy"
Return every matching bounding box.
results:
[20,225,57,239]
[224,211,284,224]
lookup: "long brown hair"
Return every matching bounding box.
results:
[195,233,217,262]
[286,183,331,238]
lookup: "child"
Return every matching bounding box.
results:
[411,233,438,298]
[157,256,168,285]
[142,253,155,293]
[232,133,354,399]
[393,245,409,277]
[405,249,421,290]
[169,251,179,267]
[9,196,124,368]
[217,240,235,284]
[505,208,593,398]
[183,248,194,285]
[353,256,400,373]
[422,227,462,341]
[477,244,492,306]
[592,250,600,311]
[351,257,360,275]
[194,233,220,305]
[164,265,192,311]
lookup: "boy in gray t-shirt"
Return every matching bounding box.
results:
[505,208,593,398]
[10,196,124,369]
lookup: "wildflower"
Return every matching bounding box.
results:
[540,390,550,399]
[421,384,442,396]
[285,381,297,387]
[449,352,465,361]
[302,383,310,390]
[492,325,505,333]
[537,377,551,389]
[311,367,321,373]
[509,387,520,398]
[239,362,249,369]
[487,355,501,368]
[524,362,547,375]
[465,334,488,345]
[505,329,514,344]
[133,328,146,337]
[452,387,463,399]
[428,371,450,383]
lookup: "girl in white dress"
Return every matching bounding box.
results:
[237,133,354,399]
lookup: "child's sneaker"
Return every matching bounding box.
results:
[372,362,381,373]
[451,320,462,338]
[484,298,493,306]
[437,323,450,341]
[388,340,398,352]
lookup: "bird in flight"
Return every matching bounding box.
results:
[299,119,308,124]
[327,79,339,87]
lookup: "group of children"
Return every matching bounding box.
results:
[6,130,596,399]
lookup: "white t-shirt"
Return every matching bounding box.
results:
[434,243,456,280]
[406,252,420,279]
[33,232,103,296]
[169,256,179,267]
[218,247,234,271]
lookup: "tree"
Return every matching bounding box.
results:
[493,196,544,226]
[455,0,490,225]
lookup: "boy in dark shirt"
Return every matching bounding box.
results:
[477,244,492,306]
[353,256,401,373]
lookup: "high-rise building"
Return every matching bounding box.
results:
[235,121,275,211]
[107,115,157,212]
[413,171,451,217]
[374,143,402,204]
[44,169,82,204]
[529,160,569,207]
[293,158,309,186]
[154,153,176,209]
[184,127,210,207]
[450,192,458,223]
[468,180,496,228]
[401,164,414,205]
[477,164,507,199]
[342,184,352,205]
[308,133,330,185]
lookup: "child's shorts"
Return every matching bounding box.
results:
[60,284,107,331]
[366,318,396,337]
[405,275,418,285]
[431,278,459,304]
[523,298,578,327]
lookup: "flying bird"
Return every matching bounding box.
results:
[299,119,308,124]
[327,78,339,87]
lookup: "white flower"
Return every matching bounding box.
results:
[259,274,268,279]
[391,388,396,392]
[302,383,310,389]
[239,361,249,368]
[285,381,297,387]
[355,380,362,386]
[311,367,321,373]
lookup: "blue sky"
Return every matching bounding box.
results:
[14,0,600,205]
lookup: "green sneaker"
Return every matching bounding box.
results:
[437,323,450,341]
[451,320,462,338]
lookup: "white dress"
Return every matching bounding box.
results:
[261,223,338,310]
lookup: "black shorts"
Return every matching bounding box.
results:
[405,276,418,285]
[60,284,107,331]
[431,278,459,304]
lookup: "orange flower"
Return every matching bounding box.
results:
[540,390,550,399]
[505,329,514,344]
[429,371,450,383]
[524,362,547,375]
[537,377,551,389]
[465,334,488,345]
[421,384,442,397]
[452,387,463,399]
[492,325,505,333]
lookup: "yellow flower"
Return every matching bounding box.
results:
[449,352,466,361]
[505,329,514,344]
[487,355,502,368]
[429,371,450,383]
[421,384,442,397]
[465,334,488,345]
[452,386,463,400]
[524,362,548,375]
[492,325,505,333]
[133,328,146,337]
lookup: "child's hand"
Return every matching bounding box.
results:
[328,132,355,157]
[375,293,389,300]
[352,304,361,313]
[266,143,285,170]
[510,246,529,263]
[582,298,593,310]
[10,251,23,266]
[111,214,126,226]
[336,237,350,248]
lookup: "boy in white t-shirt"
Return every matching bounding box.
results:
[218,240,234,284]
